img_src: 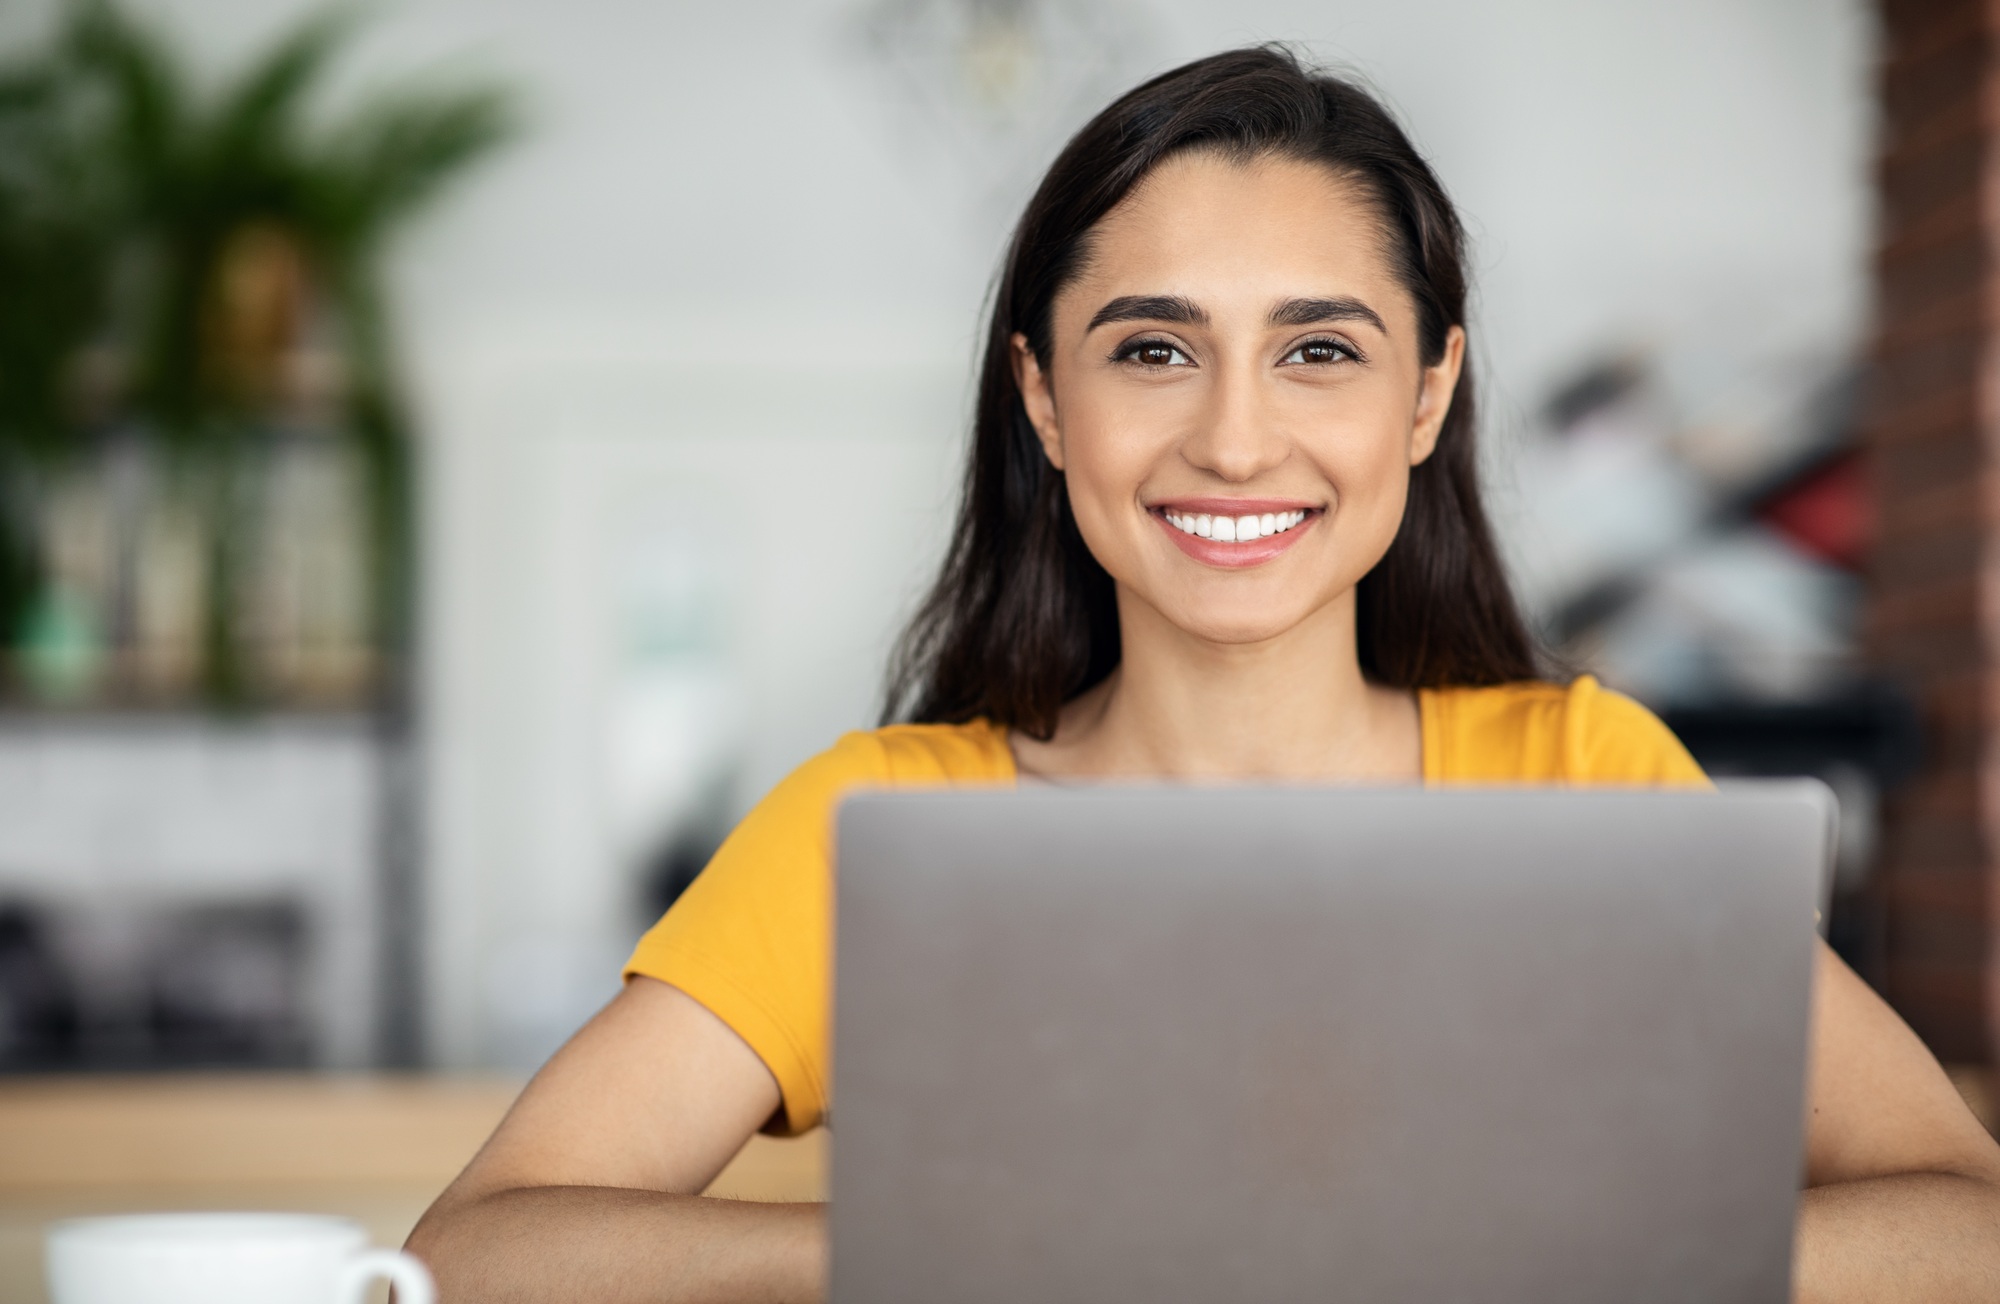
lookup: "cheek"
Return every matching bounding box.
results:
[1333,427,1412,504]
[1051,398,1165,537]
[1318,420,1416,562]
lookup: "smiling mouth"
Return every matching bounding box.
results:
[1159,507,1311,543]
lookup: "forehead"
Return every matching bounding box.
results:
[1064,151,1404,319]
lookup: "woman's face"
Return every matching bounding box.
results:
[1015,150,1464,647]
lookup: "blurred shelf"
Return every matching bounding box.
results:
[0,723,389,1068]
[1657,684,1920,787]
[0,707,387,732]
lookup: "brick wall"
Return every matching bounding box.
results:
[1867,0,2000,1061]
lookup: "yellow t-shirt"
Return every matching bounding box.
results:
[624,675,1706,1135]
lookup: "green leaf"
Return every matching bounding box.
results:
[311,82,517,252]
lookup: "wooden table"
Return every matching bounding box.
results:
[0,1074,826,1304]
[2,1068,1991,1303]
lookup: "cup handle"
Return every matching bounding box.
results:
[335,1247,436,1304]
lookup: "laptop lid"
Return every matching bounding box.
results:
[832,784,1827,1304]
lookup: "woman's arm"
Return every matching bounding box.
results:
[414,941,2000,1303]
[1796,940,2000,1302]
[405,975,825,1304]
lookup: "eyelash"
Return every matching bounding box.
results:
[1111,336,1191,367]
[1283,336,1363,366]
[1109,335,1366,368]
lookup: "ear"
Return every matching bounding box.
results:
[1409,324,1465,467]
[1011,332,1065,471]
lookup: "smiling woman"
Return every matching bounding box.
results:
[886,58,1534,746]
[405,46,2000,1304]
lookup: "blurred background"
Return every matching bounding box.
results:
[3,0,1988,1291]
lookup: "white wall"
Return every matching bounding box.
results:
[420,341,964,1069]
[93,0,1873,1067]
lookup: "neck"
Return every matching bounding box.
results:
[1018,585,1423,782]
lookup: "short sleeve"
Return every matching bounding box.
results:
[1562,676,1710,788]
[624,731,892,1135]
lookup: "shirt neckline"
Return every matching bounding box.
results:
[993,690,1437,785]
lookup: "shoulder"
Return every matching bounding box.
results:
[1424,676,1707,787]
[753,719,1012,822]
[622,718,1009,1135]
[862,719,1015,783]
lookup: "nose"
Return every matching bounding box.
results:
[1179,360,1290,483]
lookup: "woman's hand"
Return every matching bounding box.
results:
[1795,941,2000,1301]
[405,976,826,1303]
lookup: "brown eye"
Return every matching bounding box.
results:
[1283,339,1357,366]
[1115,338,1192,367]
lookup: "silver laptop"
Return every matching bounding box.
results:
[832,784,1830,1304]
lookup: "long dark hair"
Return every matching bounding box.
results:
[885,45,1537,739]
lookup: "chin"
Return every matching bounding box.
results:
[1168,600,1317,647]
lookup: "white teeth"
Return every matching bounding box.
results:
[1162,508,1309,542]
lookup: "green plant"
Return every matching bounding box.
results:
[0,0,515,706]
[0,36,118,650]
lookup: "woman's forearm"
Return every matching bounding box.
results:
[406,1186,826,1304]
[1795,1171,2000,1302]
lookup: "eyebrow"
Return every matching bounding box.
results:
[1267,296,1388,333]
[1086,294,1209,332]
[1085,293,1388,335]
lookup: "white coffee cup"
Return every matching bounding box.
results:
[45,1212,434,1304]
